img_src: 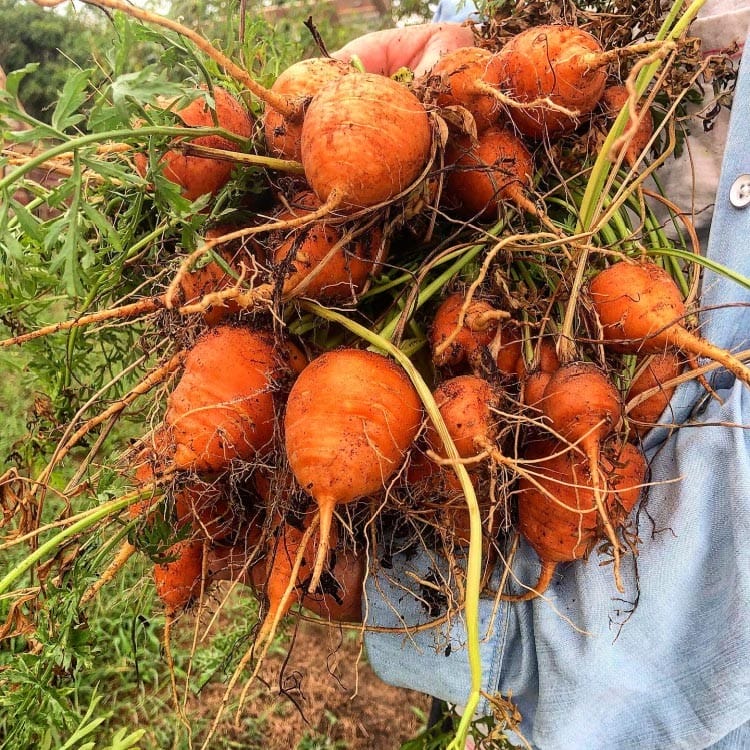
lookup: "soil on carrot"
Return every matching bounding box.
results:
[185,615,432,749]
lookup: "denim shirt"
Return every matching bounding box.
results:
[362,20,750,750]
[431,0,480,23]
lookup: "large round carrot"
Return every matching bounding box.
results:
[541,362,622,449]
[589,260,750,385]
[166,326,304,472]
[300,73,432,212]
[494,24,609,139]
[284,348,423,592]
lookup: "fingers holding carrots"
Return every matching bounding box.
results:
[330,22,476,77]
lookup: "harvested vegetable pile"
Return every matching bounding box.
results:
[1,0,746,747]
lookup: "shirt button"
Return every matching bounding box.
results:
[730,174,750,208]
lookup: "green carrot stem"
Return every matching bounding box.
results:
[377,243,483,341]
[0,491,143,596]
[629,190,672,256]
[649,247,750,291]
[125,220,184,261]
[0,125,250,193]
[178,143,304,173]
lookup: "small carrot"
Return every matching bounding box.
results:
[590,261,750,386]
[504,438,647,600]
[539,362,626,591]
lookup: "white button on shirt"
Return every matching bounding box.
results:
[729,174,750,207]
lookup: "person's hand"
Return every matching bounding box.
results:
[330,22,475,78]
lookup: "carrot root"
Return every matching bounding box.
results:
[500,559,557,602]
[579,39,676,70]
[307,498,334,595]
[585,444,624,594]
[473,79,580,120]
[508,186,563,237]
[0,299,162,349]
[234,514,321,725]
[670,326,750,388]
[79,540,137,608]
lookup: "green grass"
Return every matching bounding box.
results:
[0,346,35,462]
[0,543,276,750]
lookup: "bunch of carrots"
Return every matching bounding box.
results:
[2,0,747,746]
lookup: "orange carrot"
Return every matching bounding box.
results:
[134,86,253,200]
[504,438,647,600]
[263,58,354,162]
[494,25,609,139]
[300,73,432,211]
[153,538,205,615]
[521,337,561,409]
[490,320,525,380]
[427,374,502,459]
[626,351,683,437]
[443,127,535,221]
[173,475,235,542]
[284,348,423,592]
[589,261,750,386]
[601,84,654,168]
[431,47,504,132]
[166,326,305,472]
[273,191,385,301]
[177,247,249,326]
[429,292,501,368]
[540,361,626,590]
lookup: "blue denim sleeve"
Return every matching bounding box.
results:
[363,31,750,750]
[431,0,479,23]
